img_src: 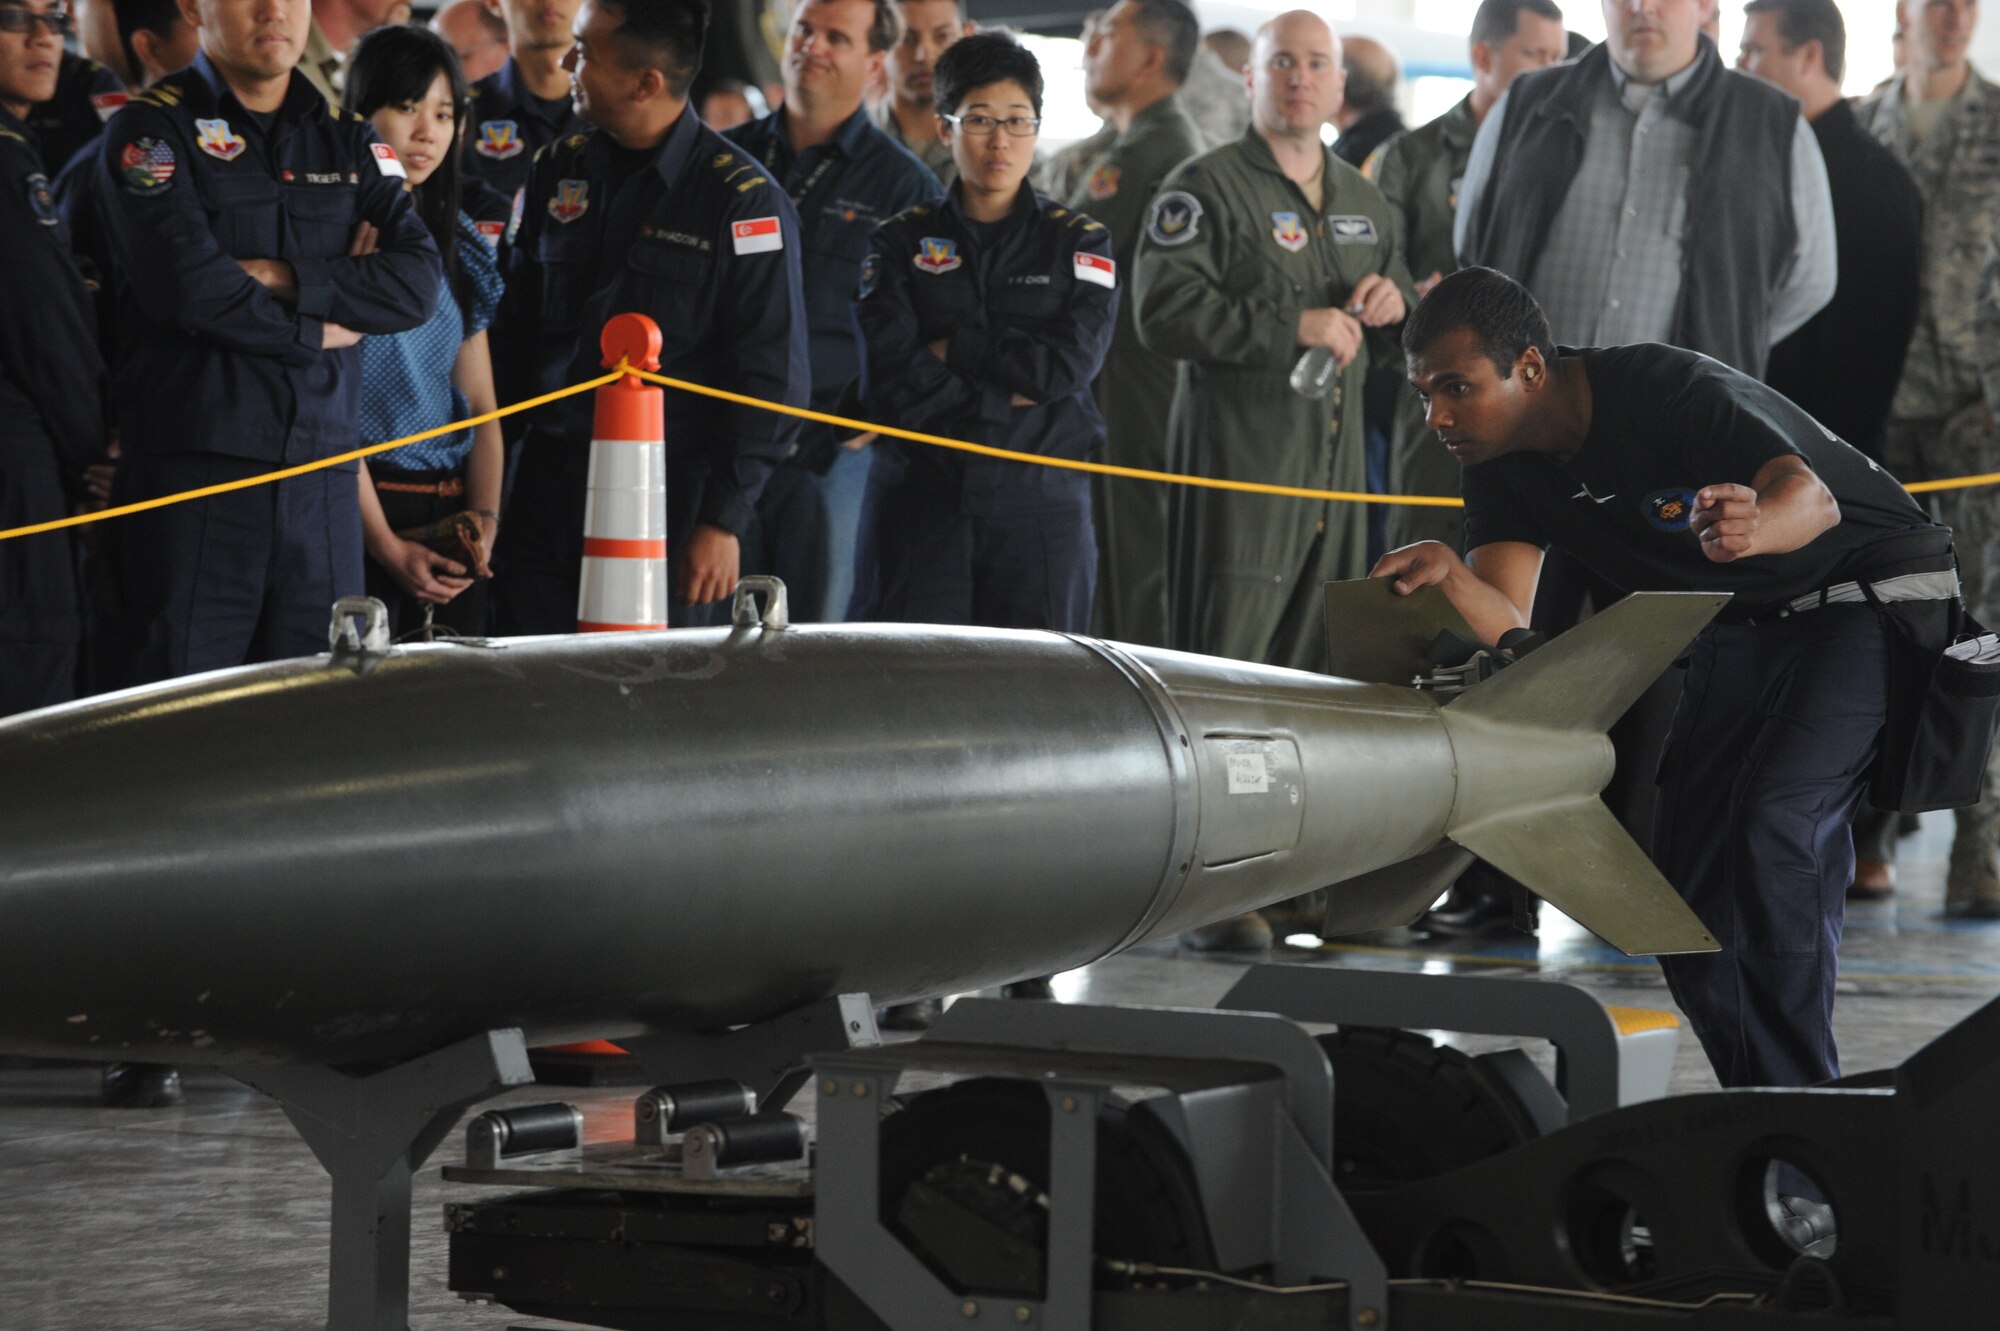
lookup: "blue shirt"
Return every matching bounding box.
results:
[362,212,505,472]
[95,53,440,465]
[722,106,939,413]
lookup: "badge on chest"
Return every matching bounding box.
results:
[548,179,589,223]
[195,118,246,162]
[475,121,524,160]
[1270,211,1308,253]
[914,236,962,275]
[1327,215,1379,245]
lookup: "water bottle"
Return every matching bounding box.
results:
[1290,345,1338,400]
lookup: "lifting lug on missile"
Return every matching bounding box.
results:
[732,576,791,631]
[328,596,392,673]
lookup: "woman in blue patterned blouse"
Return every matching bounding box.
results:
[346,25,507,636]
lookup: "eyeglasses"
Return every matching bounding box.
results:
[941,112,1041,138]
[0,4,69,33]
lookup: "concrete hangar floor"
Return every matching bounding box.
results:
[0,816,1995,1329]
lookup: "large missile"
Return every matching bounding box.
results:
[0,584,1724,1068]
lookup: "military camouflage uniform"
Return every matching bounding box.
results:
[1067,94,1203,647]
[1364,95,1478,554]
[1136,130,1414,670]
[1858,68,2000,910]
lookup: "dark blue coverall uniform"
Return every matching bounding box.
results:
[462,57,587,502]
[462,57,587,215]
[27,50,125,175]
[851,189,1117,630]
[492,111,810,632]
[94,53,440,684]
[721,105,939,623]
[0,108,104,715]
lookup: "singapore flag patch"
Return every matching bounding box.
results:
[731,216,783,254]
[1073,251,1116,288]
[371,143,407,179]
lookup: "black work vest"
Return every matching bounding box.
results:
[1466,39,1799,378]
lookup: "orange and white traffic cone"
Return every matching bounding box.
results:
[577,312,667,633]
[542,315,667,1078]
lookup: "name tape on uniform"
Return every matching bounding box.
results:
[1073,251,1115,288]
[732,216,782,254]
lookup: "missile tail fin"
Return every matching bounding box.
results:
[1438,591,1729,957]
[1445,591,1731,732]
[1450,798,1719,955]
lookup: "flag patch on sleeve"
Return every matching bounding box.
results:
[1073,251,1115,288]
[371,143,407,179]
[732,216,782,254]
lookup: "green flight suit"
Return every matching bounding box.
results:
[1136,129,1414,671]
[1067,93,1204,647]
[1364,95,1477,554]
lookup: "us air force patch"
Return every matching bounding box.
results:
[1327,215,1379,245]
[1270,211,1308,253]
[1146,190,1201,247]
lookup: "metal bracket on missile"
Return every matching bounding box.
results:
[620,993,878,1115]
[225,1028,535,1331]
[328,596,392,661]
[814,1000,1391,1331]
[1217,964,1678,1118]
[731,575,791,630]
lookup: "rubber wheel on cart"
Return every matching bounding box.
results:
[1317,1026,1567,1193]
[876,1077,1215,1296]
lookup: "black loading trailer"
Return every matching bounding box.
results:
[442,966,1998,1330]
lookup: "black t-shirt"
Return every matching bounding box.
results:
[1462,345,1935,605]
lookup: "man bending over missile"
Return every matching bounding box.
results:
[1374,266,1947,1093]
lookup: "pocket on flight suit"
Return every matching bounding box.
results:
[537,231,599,336]
[282,182,358,256]
[197,172,282,253]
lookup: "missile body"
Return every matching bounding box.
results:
[0,593,1723,1067]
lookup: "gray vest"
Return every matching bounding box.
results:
[1466,40,1799,378]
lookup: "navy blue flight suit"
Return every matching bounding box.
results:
[851,189,1117,629]
[94,53,441,684]
[721,106,940,623]
[492,112,810,632]
[463,59,588,505]
[462,58,587,217]
[0,108,104,715]
[27,51,126,176]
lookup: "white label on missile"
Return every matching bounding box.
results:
[1226,753,1269,794]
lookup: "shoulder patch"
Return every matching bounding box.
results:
[1073,251,1115,288]
[25,172,58,226]
[117,135,177,194]
[731,216,782,254]
[1145,190,1202,247]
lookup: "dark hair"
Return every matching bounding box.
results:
[110,0,183,82]
[1742,0,1845,82]
[796,0,902,53]
[1340,42,1395,116]
[1127,0,1200,85]
[345,26,473,328]
[933,29,1044,116]
[1469,0,1564,49]
[599,0,711,98]
[1402,267,1556,375]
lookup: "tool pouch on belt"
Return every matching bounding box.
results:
[1858,527,2000,812]
[397,512,493,581]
